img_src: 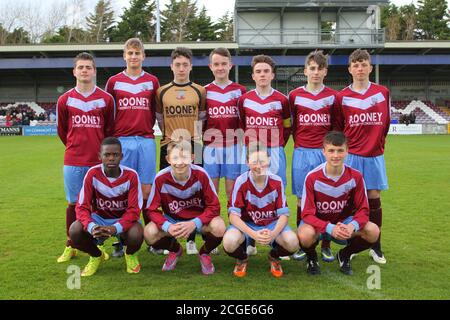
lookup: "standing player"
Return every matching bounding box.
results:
[238,54,291,256]
[198,48,247,255]
[334,49,390,264]
[105,38,160,246]
[156,47,206,170]
[298,131,380,275]
[203,47,246,199]
[223,142,299,278]
[69,137,143,276]
[144,140,225,275]
[288,50,337,262]
[156,47,207,255]
[56,52,115,263]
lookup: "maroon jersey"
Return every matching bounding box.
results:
[228,171,289,226]
[334,83,390,157]
[76,165,143,234]
[146,165,220,232]
[289,86,337,149]
[105,71,160,138]
[301,163,369,234]
[204,81,246,147]
[57,87,115,167]
[238,89,291,147]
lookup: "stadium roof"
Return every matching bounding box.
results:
[1,41,450,70]
[235,0,389,9]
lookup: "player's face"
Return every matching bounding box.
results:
[124,46,145,69]
[322,143,348,168]
[348,59,373,82]
[171,56,192,83]
[252,63,274,88]
[167,148,193,175]
[304,61,327,86]
[100,144,123,170]
[209,54,232,81]
[247,151,270,178]
[73,60,96,84]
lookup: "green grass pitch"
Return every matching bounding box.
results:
[0,135,449,299]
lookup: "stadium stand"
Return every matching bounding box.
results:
[391,100,450,125]
[0,102,56,126]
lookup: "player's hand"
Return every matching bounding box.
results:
[339,223,355,239]
[173,221,197,239]
[331,224,349,240]
[168,224,183,238]
[92,226,111,239]
[255,229,272,245]
[102,226,117,236]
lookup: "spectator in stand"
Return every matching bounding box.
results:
[49,112,56,122]
[5,113,12,126]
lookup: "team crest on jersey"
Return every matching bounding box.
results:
[118,185,128,194]
[371,97,378,106]
[176,90,186,100]
[269,104,278,111]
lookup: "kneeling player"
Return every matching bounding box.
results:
[223,143,299,278]
[144,140,225,275]
[298,131,379,275]
[69,137,144,276]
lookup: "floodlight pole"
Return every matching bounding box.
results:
[156,0,161,43]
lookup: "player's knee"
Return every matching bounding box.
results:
[69,221,84,243]
[209,217,226,237]
[126,223,144,246]
[297,225,316,247]
[223,232,241,252]
[362,222,380,243]
[281,232,300,252]
[143,222,160,245]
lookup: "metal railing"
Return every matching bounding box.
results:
[237,28,385,47]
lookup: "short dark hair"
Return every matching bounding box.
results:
[305,50,328,69]
[171,47,193,62]
[323,131,347,147]
[251,54,276,73]
[348,49,371,65]
[209,47,232,62]
[246,141,269,160]
[73,52,96,69]
[101,137,122,152]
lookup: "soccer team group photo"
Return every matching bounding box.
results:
[1,0,449,301]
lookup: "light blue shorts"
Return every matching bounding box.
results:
[240,146,287,186]
[203,144,243,180]
[89,214,124,245]
[227,219,292,248]
[299,216,355,246]
[118,136,156,185]
[63,165,90,203]
[345,153,388,190]
[292,147,326,198]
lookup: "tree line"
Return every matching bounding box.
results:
[0,0,448,45]
[0,0,233,44]
[381,0,450,40]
